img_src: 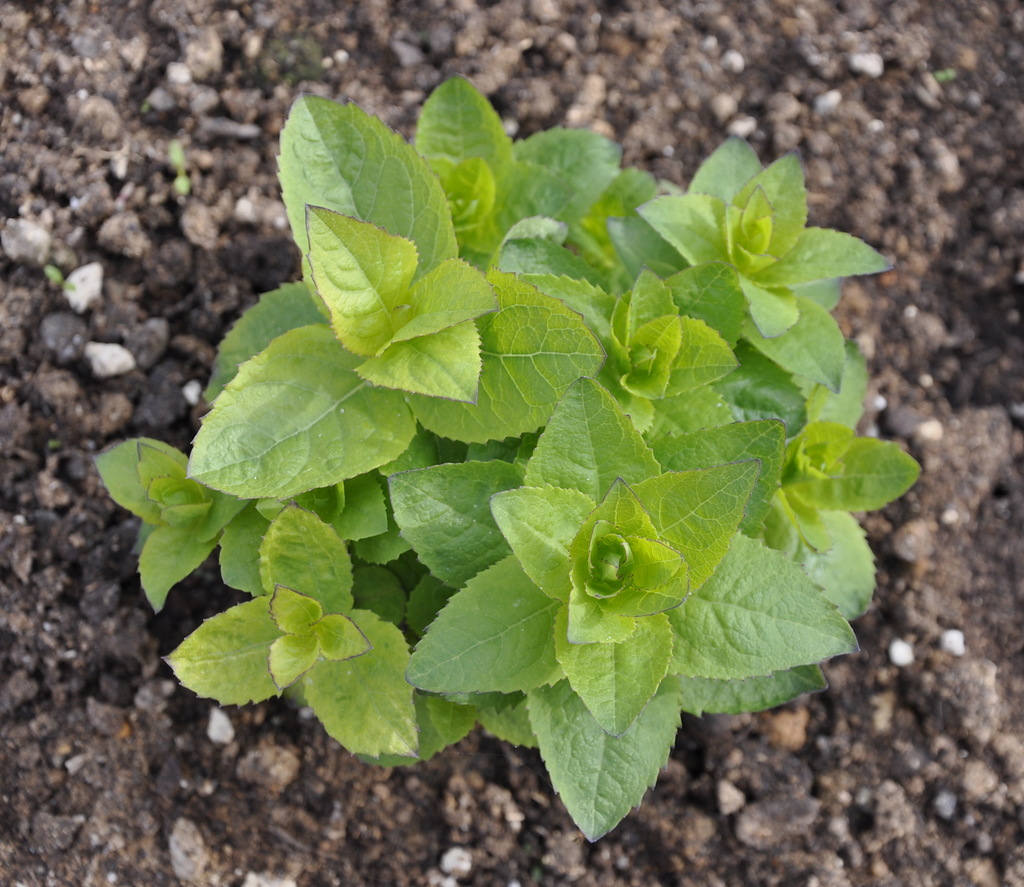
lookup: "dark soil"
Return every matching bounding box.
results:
[2,1,1023,885]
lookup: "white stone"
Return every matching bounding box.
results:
[166,61,193,85]
[888,638,915,667]
[182,380,203,406]
[241,874,297,887]
[914,418,944,443]
[722,50,745,73]
[1,218,51,265]
[814,89,843,116]
[84,342,136,378]
[727,116,757,138]
[64,262,104,313]
[848,52,885,78]
[940,629,966,657]
[207,707,235,744]
[440,847,472,878]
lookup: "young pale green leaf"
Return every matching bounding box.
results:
[490,485,595,599]
[95,438,182,524]
[139,524,218,612]
[525,378,661,501]
[787,437,921,512]
[352,512,412,565]
[738,275,800,338]
[268,633,319,689]
[803,340,868,428]
[554,609,673,736]
[301,609,418,758]
[566,585,638,645]
[499,235,606,285]
[667,316,739,394]
[189,325,416,499]
[165,598,280,705]
[639,194,729,266]
[387,257,496,343]
[664,262,746,347]
[528,678,683,841]
[306,208,420,357]
[652,420,786,534]
[688,137,763,202]
[755,227,890,287]
[408,271,605,443]
[478,697,537,748]
[406,556,562,694]
[279,94,457,278]
[678,665,826,716]
[633,462,760,590]
[315,612,372,661]
[205,283,325,401]
[219,504,270,595]
[733,153,808,258]
[259,506,354,613]
[744,296,846,392]
[668,534,858,680]
[389,459,523,587]
[715,342,808,433]
[416,76,513,173]
[363,694,478,767]
[646,387,733,438]
[520,274,616,348]
[269,585,323,635]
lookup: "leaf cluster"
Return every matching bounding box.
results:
[96,77,919,840]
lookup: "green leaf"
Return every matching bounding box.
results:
[738,275,799,338]
[715,342,807,433]
[350,565,407,625]
[205,283,324,401]
[514,127,622,225]
[678,665,826,716]
[363,694,478,766]
[315,612,372,660]
[528,678,682,840]
[259,506,354,613]
[744,296,846,391]
[389,459,523,587]
[733,153,808,257]
[416,76,513,172]
[607,216,687,283]
[664,263,746,347]
[333,473,389,541]
[479,697,537,748]
[794,511,876,619]
[390,257,497,342]
[755,227,890,286]
[668,534,858,680]
[219,504,270,595]
[306,208,420,357]
[166,598,281,705]
[804,340,868,428]
[408,271,605,443]
[667,316,739,394]
[95,438,179,524]
[555,610,673,736]
[787,437,920,512]
[301,609,417,757]
[688,138,763,202]
[633,462,760,590]
[652,420,786,535]
[525,378,661,501]
[269,585,322,634]
[189,325,416,499]
[639,195,729,266]
[357,321,482,402]
[490,485,596,599]
[268,633,320,689]
[406,557,562,694]
[405,574,455,638]
[279,94,457,278]
[139,524,218,612]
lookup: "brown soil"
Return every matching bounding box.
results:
[2,1,1023,885]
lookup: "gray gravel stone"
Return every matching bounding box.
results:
[41,312,89,364]
[125,318,170,370]
[169,817,209,883]
[735,797,822,849]
[1,218,51,265]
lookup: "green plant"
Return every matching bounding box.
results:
[96,77,919,839]
[168,139,191,197]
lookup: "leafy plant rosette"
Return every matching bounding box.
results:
[96,78,919,839]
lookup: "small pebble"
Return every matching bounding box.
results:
[125,318,170,370]
[913,418,944,443]
[813,89,842,116]
[940,629,966,657]
[207,708,235,745]
[41,312,88,364]
[710,93,738,124]
[166,61,193,85]
[64,261,104,313]
[169,818,208,883]
[1,218,51,265]
[440,847,473,878]
[722,50,745,73]
[932,790,957,820]
[848,51,885,78]
[888,638,915,667]
[182,380,204,406]
[717,779,746,815]
[84,342,137,378]
[727,116,757,138]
